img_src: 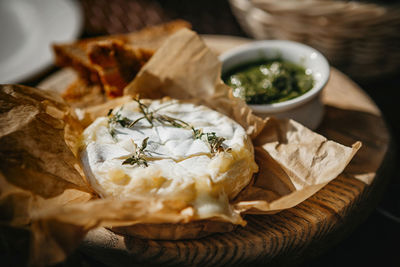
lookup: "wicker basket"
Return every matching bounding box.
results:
[229,0,400,80]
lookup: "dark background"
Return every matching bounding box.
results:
[17,0,400,266]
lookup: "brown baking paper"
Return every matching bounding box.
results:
[0,29,360,266]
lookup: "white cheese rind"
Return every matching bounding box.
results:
[80,99,258,222]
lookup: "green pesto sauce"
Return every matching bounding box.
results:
[223,59,314,104]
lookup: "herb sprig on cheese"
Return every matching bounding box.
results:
[121,137,149,167]
[107,107,135,139]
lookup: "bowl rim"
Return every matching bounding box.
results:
[219,40,330,113]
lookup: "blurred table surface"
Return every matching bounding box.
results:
[19,0,400,266]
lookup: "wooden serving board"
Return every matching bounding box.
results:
[40,36,394,266]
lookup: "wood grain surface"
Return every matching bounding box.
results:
[40,36,395,266]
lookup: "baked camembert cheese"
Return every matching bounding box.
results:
[80,99,258,224]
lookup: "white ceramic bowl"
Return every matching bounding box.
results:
[219,40,330,130]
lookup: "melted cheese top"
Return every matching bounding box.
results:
[80,99,258,222]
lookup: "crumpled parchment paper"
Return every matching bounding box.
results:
[0,29,360,266]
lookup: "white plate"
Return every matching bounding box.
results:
[0,0,83,83]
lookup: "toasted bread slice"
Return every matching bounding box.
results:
[87,40,153,97]
[53,20,191,97]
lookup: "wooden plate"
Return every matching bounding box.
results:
[40,35,394,266]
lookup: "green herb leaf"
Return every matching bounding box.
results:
[122,138,149,167]
[206,132,226,154]
[192,127,204,139]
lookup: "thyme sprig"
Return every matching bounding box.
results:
[122,137,149,167]
[107,107,135,139]
[192,128,204,139]
[128,99,192,129]
[192,130,231,154]
[206,132,228,154]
